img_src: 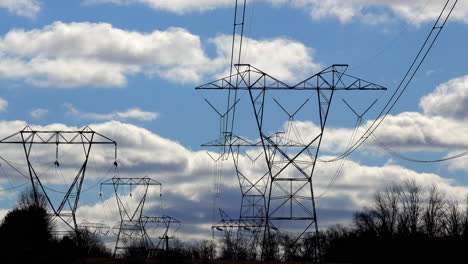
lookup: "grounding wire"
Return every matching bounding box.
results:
[0,163,29,192]
[322,0,458,163]
[364,120,468,163]
[315,117,361,199]
[349,0,434,71]
[0,155,29,180]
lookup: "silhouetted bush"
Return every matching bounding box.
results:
[0,188,110,263]
[0,189,53,264]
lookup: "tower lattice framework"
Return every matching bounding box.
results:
[197,64,387,260]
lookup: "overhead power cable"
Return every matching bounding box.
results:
[366,121,468,163]
[324,0,458,163]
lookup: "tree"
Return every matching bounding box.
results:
[195,239,216,260]
[0,189,53,264]
[70,228,111,257]
[445,200,462,238]
[398,179,422,236]
[422,185,446,237]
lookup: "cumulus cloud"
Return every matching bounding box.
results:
[420,75,468,120]
[84,0,468,25]
[0,119,466,241]
[83,0,232,14]
[0,22,320,88]
[282,0,457,24]
[64,103,159,121]
[0,98,8,112]
[209,35,321,81]
[0,22,207,87]
[0,0,40,18]
[30,108,48,118]
[287,111,468,158]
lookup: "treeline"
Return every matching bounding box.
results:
[3,181,468,263]
[182,180,468,263]
[323,180,468,263]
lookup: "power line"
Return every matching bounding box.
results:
[325,0,458,163]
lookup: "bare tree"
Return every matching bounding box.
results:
[371,185,400,237]
[282,233,301,261]
[219,230,236,259]
[398,179,422,236]
[422,185,446,237]
[195,240,216,260]
[445,200,462,237]
[354,210,377,235]
[463,195,468,238]
[18,187,48,210]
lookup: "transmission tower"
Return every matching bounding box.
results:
[100,177,179,257]
[206,134,267,258]
[141,216,181,254]
[197,64,387,260]
[78,221,111,236]
[0,126,117,231]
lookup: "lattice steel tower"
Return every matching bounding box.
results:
[197,64,387,260]
[0,126,117,231]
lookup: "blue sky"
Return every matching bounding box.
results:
[0,0,468,242]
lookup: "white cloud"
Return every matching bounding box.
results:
[0,119,466,240]
[83,0,468,25]
[0,98,7,112]
[0,22,207,87]
[289,110,468,157]
[30,108,48,118]
[83,0,233,14]
[0,22,319,88]
[0,0,40,18]
[288,0,468,25]
[64,103,159,121]
[420,75,468,120]
[209,35,322,81]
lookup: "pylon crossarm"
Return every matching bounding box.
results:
[197,64,387,91]
[196,64,291,91]
[0,126,117,232]
[100,177,162,222]
[293,64,387,90]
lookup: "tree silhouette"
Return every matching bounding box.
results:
[0,189,53,264]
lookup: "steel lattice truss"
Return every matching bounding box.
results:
[101,177,161,257]
[206,137,267,257]
[141,216,181,253]
[101,177,181,258]
[0,126,117,231]
[197,64,386,260]
[78,221,111,236]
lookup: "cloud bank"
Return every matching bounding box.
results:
[64,103,159,122]
[84,0,468,25]
[0,22,320,88]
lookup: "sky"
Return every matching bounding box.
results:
[0,0,468,244]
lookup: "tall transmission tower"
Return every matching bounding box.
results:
[0,126,117,231]
[197,64,387,260]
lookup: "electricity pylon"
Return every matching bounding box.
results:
[100,177,161,257]
[205,134,267,258]
[141,216,181,254]
[78,221,110,235]
[0,126,117,231]
[197,64,387,261]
